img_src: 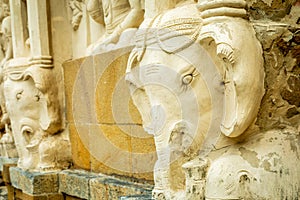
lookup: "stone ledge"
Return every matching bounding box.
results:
[9,167,154,199]
[9,167,59,195]
[14,188,64,200]
[90,175,153,200]
[58,169,153,200]
[59,170,98,199]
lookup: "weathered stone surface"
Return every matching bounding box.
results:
[206,127,300,199]
[126,1,265,198]
[86,0,144,54]
[64,195,83,200]
[14,188,64,200]
[59,170,98,199]
[90,175,153,200]
[9,167,59,195]
[93,48,141,124]
[1,0,73,172]
[254,23,300,130]
[247,0,300,22]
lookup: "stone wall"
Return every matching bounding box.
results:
[247,0,300,130]
[63,50,156,182]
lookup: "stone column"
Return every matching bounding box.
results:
[9,0,28,58]
[27,0,53,68]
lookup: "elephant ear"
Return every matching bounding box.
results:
[3,58,63,135]
[23,65,63,134]
[197,2,265,137]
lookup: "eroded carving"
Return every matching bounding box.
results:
[127,4,214,198]
[0,0,12,67]
[197,0,265,138]
[126,1,267,199]
[86,0,144,53]
[0,0,17,159]
[2,59,71,171]
[204,128,300,199]
[69,0,84,31]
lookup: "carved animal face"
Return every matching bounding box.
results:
[3,76,46,170]
[127,47,223,156]
[126,2,265,198]
[126,4,226,159]
[126,36,225,197]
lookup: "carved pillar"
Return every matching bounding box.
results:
[9,0,28,58]
[27,0,53,68]
[3,0,72,172]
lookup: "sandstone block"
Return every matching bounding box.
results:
[59,170,98,199]
[10,167,59,195]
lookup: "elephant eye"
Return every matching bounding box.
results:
[181,68,198,86]
[21,126,34,143]
[182,74,193,85]
[22,126,33,135]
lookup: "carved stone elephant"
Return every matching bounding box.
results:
[3,58,71,171]
[126,1,268,199]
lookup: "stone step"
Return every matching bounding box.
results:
[59,170,153,200]
[8,167,153,200]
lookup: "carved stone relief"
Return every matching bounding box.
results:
[3,59,71,171]
[124,0,299,198]
[204,127,300,199]
[1,0,72,172]
[0,0,12,67]
[0,0,17,159]
[69,0,84,31]
[127,4,221,198]
[86,0,144,53]
[144,0,197,18]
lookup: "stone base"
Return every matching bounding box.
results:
[90,175,153,200]
[14,189,64,200]
[59,170,98,199]
[9,167,60,195]
[6,168,153,200]
[59,170,153,200]
[3,165,63,200]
